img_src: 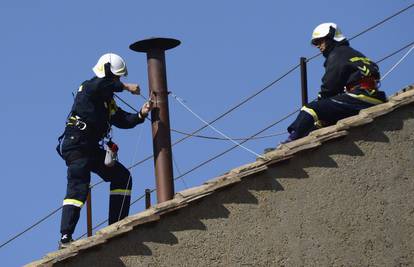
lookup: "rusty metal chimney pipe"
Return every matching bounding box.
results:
[130,37,180,203]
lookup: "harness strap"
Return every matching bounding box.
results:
[345,77,378,92]
[56,132,65,158]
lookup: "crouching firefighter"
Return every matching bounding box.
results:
[283,22,386,143]
[56,53,153,248]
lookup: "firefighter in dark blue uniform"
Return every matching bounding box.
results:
[57,53,153,248]
[284,23,386,142]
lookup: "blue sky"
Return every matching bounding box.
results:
[0,1,412,266]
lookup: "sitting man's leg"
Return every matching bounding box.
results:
[285,95,373,142]
[285,99,327,142]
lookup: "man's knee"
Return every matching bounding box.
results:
[66,158,90,204]
[111,166,132,190]
[67,158,89,179]
[120,167,131,181]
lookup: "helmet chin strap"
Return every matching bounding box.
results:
[104,62,115,78]
[326,26,336,40]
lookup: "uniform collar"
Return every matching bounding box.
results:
[323,39,350,58]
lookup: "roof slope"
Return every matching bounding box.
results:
[27,84,414,266]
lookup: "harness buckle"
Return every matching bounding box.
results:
[67,116,87,131]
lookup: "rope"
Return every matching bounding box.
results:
[380,44,414,81]
[117,126,145,222]
[172,156,188,189]
[170,93,265,159]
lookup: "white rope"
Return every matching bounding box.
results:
[118,126,144,221]
[172,156,188,189]
[381,44,414,81]
[170,93,265,159]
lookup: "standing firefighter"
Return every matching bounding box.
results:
[283,23,386,142]
[57,53,153,248]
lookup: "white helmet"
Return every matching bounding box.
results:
[311,22,346,45]
[92,53,128,78]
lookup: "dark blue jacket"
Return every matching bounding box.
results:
[319,40,382,99]
[63,77,145,153]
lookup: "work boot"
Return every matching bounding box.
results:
[58,234,73,249]
[280,130,299,144]
[263,131,298,153]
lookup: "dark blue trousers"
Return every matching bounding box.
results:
[288,93,380,138]
[60,149,132,236]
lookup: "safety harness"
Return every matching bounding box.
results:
[345,77,378,93]
[56,96,119,163]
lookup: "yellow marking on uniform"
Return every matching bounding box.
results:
[63,199,84,207]
[349,57,372,65]
[358,66,370,76]
[301,106,319,122]
[110,189,131,196]
[347,93,384,105]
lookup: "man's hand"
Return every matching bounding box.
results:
[124,83,141,95]
[140,101,154,117]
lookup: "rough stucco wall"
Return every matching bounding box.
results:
[57,104,414,267]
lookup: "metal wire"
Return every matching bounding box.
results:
[349,4,414,42]
[0,206,63,249]
[171,128,288,141]
[376,41,414,64]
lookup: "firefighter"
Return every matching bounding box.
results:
[283,23,386,143]
[57,53,153,248]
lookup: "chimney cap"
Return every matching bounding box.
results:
[130,37,181,53]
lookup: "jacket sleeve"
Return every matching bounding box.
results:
[110,107,146,129]
[99,79,124,93]
[319,54,347,99]
[85,78,124,98]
